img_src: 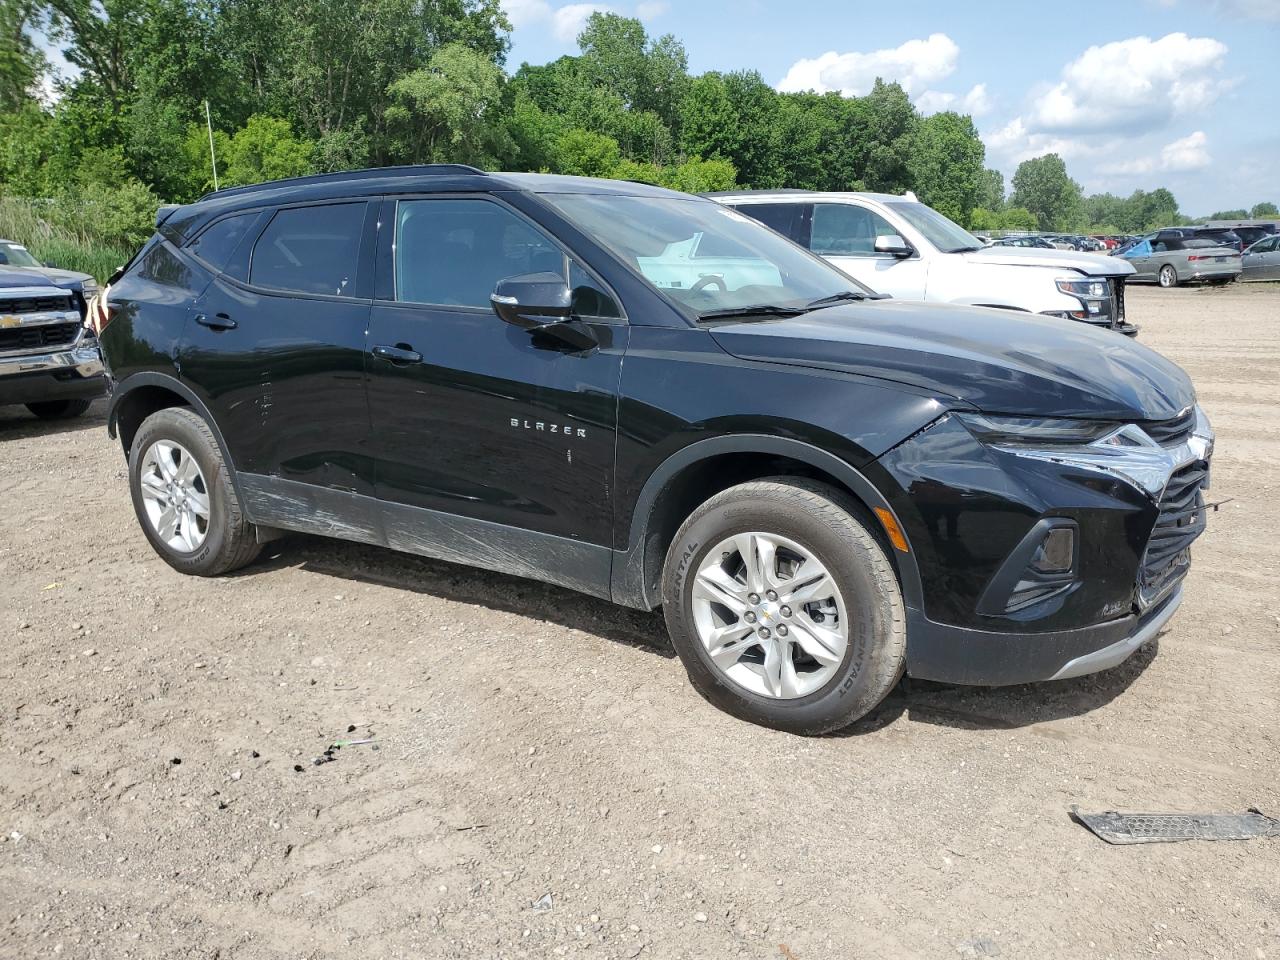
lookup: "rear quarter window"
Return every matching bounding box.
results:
[185,212,257,273]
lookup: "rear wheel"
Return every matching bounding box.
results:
[128,407,261,576]
[662,478,906,735]
[26,398,91,419]
[1159,264,1178,288]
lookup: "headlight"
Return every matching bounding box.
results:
[957,413,1120,446]
[81,281,99,297]
[1056,278,1108,300]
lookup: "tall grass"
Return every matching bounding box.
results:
[0,191,151,283]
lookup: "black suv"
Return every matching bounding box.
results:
[95,165,1214,734]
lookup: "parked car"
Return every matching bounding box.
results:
[0,267,105,419]
[94,165,1212,734]
[1218,225,1274,249]
[1116,232,1241,287]
[991,235,1055,249]
[1242,234,1280,281]
[712,191,1137,335]
[0,238,98,317]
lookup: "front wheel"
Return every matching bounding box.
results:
[662,478,906,735]
[26,398,92,419]
[1159,264,1179,288]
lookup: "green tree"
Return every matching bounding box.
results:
[975,168,1004,212]
[221,115,314,187]
[552,128,621,178]
[385,42,509,165]
[1010,153,1081,231]
[1250,202,1278,218]
[576,12,688,132]
[659,156,736,193]
[1207,208,1248,220]
[0,0,45,109]
[907,111,984,225]
[999,206,1039,231]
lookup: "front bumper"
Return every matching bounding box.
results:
[905,585,1183,685]
[0,337,105,405]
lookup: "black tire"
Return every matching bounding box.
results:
[1159,264,1178,288]
[128,407,262,576]
[26,398,92,420]
[662,478,906,735]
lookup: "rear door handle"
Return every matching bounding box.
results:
[194,312,237,331]
[372,343,423,364]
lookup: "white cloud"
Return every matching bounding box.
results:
[1101,130,1213,175]
[1028,33,1229,134]
[777,33,960,96]
[504,0,666,40]
[915,82,992,117]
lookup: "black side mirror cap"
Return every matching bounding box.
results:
[491,272,573,329]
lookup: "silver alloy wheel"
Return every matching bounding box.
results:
[139,439,211,553]
[691,531,849,699]
[1160,265,1177,287]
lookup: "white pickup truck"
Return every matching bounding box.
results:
[711,190,1138,336]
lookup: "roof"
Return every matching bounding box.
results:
[162,165,690,238]
[703,189,912,203]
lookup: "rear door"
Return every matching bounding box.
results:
[1121,238,1155,279]
[363,193,625,584]
[179,199,377,495]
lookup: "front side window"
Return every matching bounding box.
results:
[250,203,366,296]
[187,212,256,272]
[810,203,897,256]
[539,193,873,318]
[394,198,618,317]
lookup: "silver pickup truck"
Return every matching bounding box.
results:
[0,268,105,419]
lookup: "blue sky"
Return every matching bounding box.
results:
[504,0,1280,215]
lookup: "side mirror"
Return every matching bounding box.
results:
[874,234,911,258]
[43,260,57,268]
[491,272,572,329]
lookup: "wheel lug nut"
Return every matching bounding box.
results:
[745,612,757,623]
[776,625,788,637]
[766,590,778,601]
[748,593,760,604]
[780,605,792,618]
[758,627,771,639]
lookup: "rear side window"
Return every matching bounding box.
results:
[810,204,897,256]
[394,198,619,318]
[186,213,256,272]
[250,203,365,296]
[735,203,809,245]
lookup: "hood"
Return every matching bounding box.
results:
[0,267,61,289]
[708,299,1194,421]
[969,245,1134,277]
[32,266,94,288]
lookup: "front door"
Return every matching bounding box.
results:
[179,200,377,495]
[1121,238,1155,280]
[810,201,929,299]
[364,195,626,589]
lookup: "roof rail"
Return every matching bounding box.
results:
[197,164,488,202]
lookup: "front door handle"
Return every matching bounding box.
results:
[372,343,423,364]
[194,312,237,331]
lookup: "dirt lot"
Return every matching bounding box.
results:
[2,284,1278,960]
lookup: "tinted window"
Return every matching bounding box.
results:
[735,203,808,244]
[810,204,897,256]
[395,198,618,317]
[250,203,365,296]
[187,213,256,272]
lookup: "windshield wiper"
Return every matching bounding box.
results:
[946,245,984,253]
[697,304,808,321]
[804,290,869,310]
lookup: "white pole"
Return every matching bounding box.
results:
[205,100,219,191]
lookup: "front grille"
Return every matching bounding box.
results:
[1113,278,1126,323]
[0,321,82,353]
[1137,461,1208,607]
[0,294,74,313]
[1141,408,1196,448]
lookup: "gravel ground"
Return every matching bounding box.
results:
[2,284,1278,960]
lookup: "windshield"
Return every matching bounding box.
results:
[538,193,875,318]
[0,241,41,268]
[884,201,982,253]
